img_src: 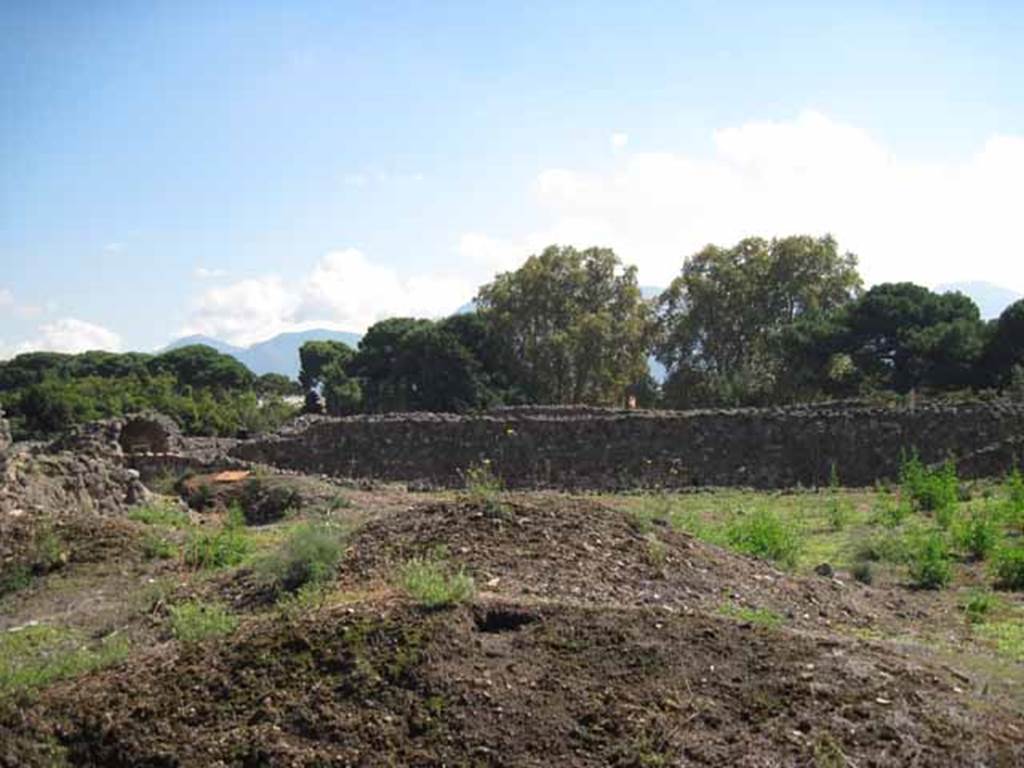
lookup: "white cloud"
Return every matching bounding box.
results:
[610,132,629,149]
[0,288,13,310]
[193,266,228,279]
[470,110,1024,291]
[181,249,474,346]
[11,318,123,355]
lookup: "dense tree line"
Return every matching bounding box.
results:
[0,346,300,440]
[305,237,1024,415]
[5,236,1023,437]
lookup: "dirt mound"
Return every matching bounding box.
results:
[342,497,878,630]
[3,601,1020,767]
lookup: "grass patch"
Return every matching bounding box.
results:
[141,532,177,560]
[718,602,784,628]
[168,600,239,643]
[399,553,476,608]
[0,625,129,699]
[183,506,251,570]
[128,501,190,528]
[256,522,346,594]
[976,620,1024,661]
[961,590,1004,624]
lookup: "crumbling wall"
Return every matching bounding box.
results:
[231,401,1024,489]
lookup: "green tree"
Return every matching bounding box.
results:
[475,245,652,405]
[148,345,254,391]
[785,283,988,395]
[984,299,1024,388]
[656,235,862,407]
[321,361,363,415]
[348,318,433,411]
[297,340,356,392]
[255,373,301,397]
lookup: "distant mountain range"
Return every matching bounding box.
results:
[935,281,1022,320]
[165,329,361,379]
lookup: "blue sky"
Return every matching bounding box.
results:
[2,1,1023,354]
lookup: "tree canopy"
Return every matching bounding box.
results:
[476,245,652,405]
[656,235,862,407]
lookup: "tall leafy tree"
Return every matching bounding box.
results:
[656,235,862,407]
[475,245,652,405]
[298,340,356,392]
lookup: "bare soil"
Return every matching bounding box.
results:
[2,479,1023,766]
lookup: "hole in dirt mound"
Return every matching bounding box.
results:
[474,606,540,633]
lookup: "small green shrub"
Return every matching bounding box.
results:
[0,626,128,699]
[129,502,189,528]
[990,545,1024,590]
[399,555,476,608]
[461,461,505,514]
[908,532,952,589]
[953,505,1001,560]
[850,561,874,585]
[724,508,802,569]
[900,453,959,522]
[183,507,250,570]
[257,522,345,593]
[168,601,239,643]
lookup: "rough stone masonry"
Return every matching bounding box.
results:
[231,401,1024,490]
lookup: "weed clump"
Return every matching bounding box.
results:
[962,590,1000,624]
[168,601,239,643]
[128,501,190,528]
[257,522,345,593]
[183,506,251,570]
[900,452,959,523]
[990,545,1024,590]
[908,532,952,589]
[953,505,1001,561]
[141,533,177,560]
[461,461,506,516]
[724,508,802,569]
[399,553,476,608]
[825,463,851,531]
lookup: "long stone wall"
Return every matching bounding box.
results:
[230,402,1024,489]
